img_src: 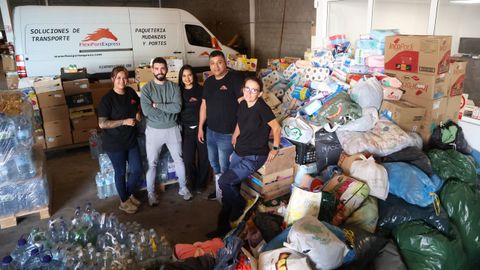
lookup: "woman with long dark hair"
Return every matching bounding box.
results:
[179,65,210,193]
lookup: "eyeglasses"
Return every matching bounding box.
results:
[243,87,260,94]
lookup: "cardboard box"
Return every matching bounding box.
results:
[262,91,282,109]
[71,115,98,130]
[387,70,449,100]
[69,105,95,119]
[33,77,63,93]
[66,92,93,108]
[380,100,426,132]
[246,172,294,194]
[448,59,467,97]
[44,119,73,148]
[41,105,69,122]
[5,72,19,89]
[34,129,46,149]
[90,80,112,108]
[384,35,451,75]
[60,67,87,81]
[72,128,93,143]
[63,79,90,96]
[135,66,154,83]
[126,80,139,92]
[257,138,296,175]
[241,181,290,201]
[37,90,66,108]
[445,95,462,123]
[1,54,16,71]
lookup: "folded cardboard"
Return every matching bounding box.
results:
[384,35,451,75]
[41,105,69,122]
[66,92,93,108]
[33,77,63,93]
[37,90,66,108]
[63,79,90,96]
[135,66,154,83]
[448,59,467,97]
[1,54,16,71]
[71,115,98,130]
[241,181,291,201]
[262,91,282,109]
[72,128,93,143]
[387,70,449,100]
[257,138,296,175]
[380,100,426,132]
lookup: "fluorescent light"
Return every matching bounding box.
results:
[450,0,480,4]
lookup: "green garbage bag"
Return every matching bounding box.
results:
[393,221,468,270]
[428,149,477,184]
[440,179,480,267]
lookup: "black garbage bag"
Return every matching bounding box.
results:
[213,235,243,270]
[378,146,433,175]
[315,129,343,171]
[339,225,389,270]
[373,240,408,270]
[440,179,480,267]
[393,221,468,270]
[378,194,449,235]
[254,213,284,243]
[429,120,472,154]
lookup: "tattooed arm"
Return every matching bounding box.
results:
[98,117,136,129]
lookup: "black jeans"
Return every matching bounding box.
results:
[106,145,143,202]
[182,126,210,190]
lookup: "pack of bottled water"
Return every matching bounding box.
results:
[1,203,172,269]
[95,154,117,200]
[0,91,37,183]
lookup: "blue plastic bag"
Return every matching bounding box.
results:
[383,162,443,207]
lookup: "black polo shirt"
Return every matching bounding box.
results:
[202,71,244,134]
[235,99,275,157]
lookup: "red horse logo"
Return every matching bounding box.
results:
[82,28,118,42]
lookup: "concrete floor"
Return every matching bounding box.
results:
[0,147,220,257]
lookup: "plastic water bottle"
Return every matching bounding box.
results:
[23,248,42,269]
[14,145,36,179]
[16,116,33,147]
[1,256,17,270]
[10,238,29,266]
[149,229,160,258]
[89,130,101,159]
[95,172,106,199]
[72,206,82,226]
[104,173,116,198]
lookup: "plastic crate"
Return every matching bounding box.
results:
[287,139,316,165]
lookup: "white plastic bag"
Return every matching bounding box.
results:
[336,107,379,132]
[284,185,323,225]
[287,216,348,270]
[282,117,314,144]
[350,156,389,200]
[258,247,313,270]
[349,77,383,109]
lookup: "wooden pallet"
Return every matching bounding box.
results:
[159,179,179,192]
[0,206,50,229]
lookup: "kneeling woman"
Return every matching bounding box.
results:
[207,77,281,238]
[98,66,143,214]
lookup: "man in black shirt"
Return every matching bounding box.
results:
[198,50,244,201]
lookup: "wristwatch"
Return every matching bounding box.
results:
[272,145,280,151]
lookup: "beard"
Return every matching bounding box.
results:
[154,73,166,81]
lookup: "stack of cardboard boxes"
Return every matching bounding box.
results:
[34,77,73,148]
[62,75,97,144]
[241,138,296,201]
[381,35,465,143]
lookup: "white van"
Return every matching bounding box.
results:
[12,6,238,77]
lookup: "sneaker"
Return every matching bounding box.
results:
[129,195,141,207]
[178,188,193,201]
[119,201,137,214]
[207,191,217,201]
[148,192,159,206]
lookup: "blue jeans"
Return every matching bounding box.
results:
[106,145,143,202]
[216,152,267,233]
[206,128,234,174]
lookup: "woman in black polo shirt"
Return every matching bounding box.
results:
[179,65,210,193]
[207,77,282,238]
[97,66,143,214]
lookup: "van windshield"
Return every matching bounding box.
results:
[185,24,213,48]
